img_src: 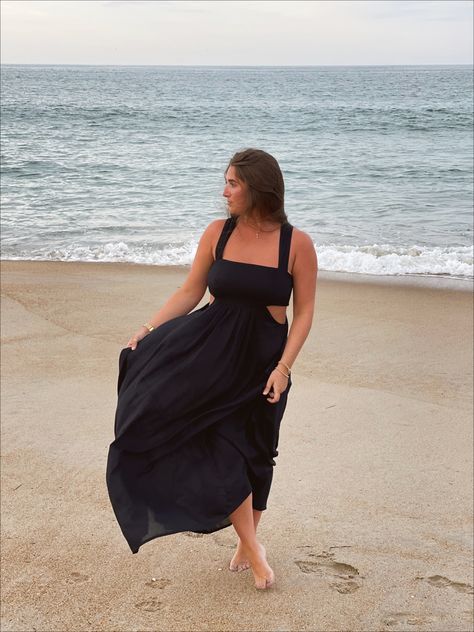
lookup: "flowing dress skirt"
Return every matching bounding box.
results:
[106,297,292,554]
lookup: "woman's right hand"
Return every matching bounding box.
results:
[126,326,150,350]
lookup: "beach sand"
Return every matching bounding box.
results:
[1,260,473,632]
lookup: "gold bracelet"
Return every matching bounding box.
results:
[278,360,291,375]
[142,322,154,332]
[275,365,290,378]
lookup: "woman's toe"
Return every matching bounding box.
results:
[254,577,266,589]
[255,574,275,589]
[266,574,275,588]
[229,556,250,572]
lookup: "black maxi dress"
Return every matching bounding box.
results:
[106,215,294,554]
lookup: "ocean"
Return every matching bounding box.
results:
[1,64,473,284]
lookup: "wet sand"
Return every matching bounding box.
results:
[1,260,473,632]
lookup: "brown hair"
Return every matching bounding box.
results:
[224,148,288,224]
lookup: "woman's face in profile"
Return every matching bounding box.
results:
[223,166,248,215]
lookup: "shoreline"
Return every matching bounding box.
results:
[1,258,472,292]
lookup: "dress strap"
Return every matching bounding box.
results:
[215,216,237,260]
[278,222,293,272]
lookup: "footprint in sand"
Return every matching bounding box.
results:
[211,532,236,549]
[294,546,363,593]
[144,577,171,589]
[183,531,204,538]
[135,599,164,612]
[382,612,436,628]
[415,574,474,594]
[66,572,90,584]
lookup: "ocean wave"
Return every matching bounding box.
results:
[3,241,472,280]
[316,243,473,279]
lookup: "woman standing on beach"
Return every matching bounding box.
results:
[106,148,317,590]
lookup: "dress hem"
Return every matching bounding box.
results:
[126,487,267,554]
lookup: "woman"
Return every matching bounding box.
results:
[106,148,317,590]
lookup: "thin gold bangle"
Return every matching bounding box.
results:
[278,360,291,374]
[142,322,154,332]
[275,365,290,378]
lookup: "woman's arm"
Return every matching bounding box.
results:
[141,220,222,329]
[278,229,318,370]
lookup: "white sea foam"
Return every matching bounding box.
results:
[316,243,473,278]
[4,240,472,280]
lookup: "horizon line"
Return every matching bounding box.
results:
[1,62,472,67]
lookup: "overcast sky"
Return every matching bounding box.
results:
[1,0,472,66]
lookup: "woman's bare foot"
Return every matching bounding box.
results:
[246,542,275,589]
[229,539,266,572]
[229,538,251,572]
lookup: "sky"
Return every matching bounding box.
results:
[1,0,472,66]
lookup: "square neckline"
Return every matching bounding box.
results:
[219,258,293,278]
[218,218,293,277]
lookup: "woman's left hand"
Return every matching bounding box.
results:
[262,368,289,403]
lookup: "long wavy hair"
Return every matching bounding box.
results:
[224,148,288,225]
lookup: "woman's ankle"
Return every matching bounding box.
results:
[241,540,263,556]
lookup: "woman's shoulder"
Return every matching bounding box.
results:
[208,217,229,230]
[201,218,228,237]
[286,224,316,274]
[289,224,314,250]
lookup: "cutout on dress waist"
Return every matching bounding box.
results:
[263,305,287,326]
